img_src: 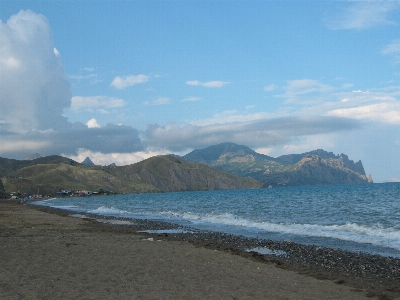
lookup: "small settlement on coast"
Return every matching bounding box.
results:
[7,188,116,202]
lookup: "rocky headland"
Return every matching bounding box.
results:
[183,143,370,187]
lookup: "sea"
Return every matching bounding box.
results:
[33,183,400,258]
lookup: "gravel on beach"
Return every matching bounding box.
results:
[1,200,399,299]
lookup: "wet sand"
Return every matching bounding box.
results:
[1,200,399,299]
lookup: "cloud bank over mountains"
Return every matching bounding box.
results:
[0,10,363,161]
[0,6,399,182]
[144,116,361,152]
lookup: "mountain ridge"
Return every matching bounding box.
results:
[183,143,369,187]
[0,155,262,196]
[0,142,371,196]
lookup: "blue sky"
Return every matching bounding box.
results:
[1,0,399,182]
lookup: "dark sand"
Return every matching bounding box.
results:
[1,200,399,299]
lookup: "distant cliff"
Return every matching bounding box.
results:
[183,143,369,187]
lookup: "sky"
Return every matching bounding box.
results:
[0,0,399,183]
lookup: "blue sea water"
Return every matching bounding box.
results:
[34,183,400,258]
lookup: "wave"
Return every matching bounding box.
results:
[157,211,400,251]
[32,197,400,252]
[50,205,79,210]
[88,206,131,216]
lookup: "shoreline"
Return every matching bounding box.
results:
[1,199,399,299]
[38,203,400,294]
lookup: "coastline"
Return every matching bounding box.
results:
[1,200,399,299]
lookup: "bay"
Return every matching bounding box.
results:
[34,183,400,258]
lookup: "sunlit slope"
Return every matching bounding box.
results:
[113,155,262,192]
[1,155,262,196]
[183,143,368,187]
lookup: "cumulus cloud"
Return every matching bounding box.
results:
[0,10,148,160]
[326,1,399,30]
[144,116,361,152]
[86,118,101,128]
[70,96,126,112]
[0,10,72,133]
[111,74,149,89]
[186,80,230,88]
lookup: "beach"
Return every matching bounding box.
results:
[1,200,399,299]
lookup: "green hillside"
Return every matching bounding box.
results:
[1,155,262,197]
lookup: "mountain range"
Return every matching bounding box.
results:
[182,143,370,187]
[0,154,261,197]
[0,142,370,197]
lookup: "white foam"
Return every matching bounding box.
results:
[246,247,288,256]
[69,214,89,219]
[93,218,134,225]
[157,211,400,251]
[88,206,130,215]
[52,205,79,209]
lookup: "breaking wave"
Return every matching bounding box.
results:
[157,211,400,251]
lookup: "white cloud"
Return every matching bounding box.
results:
[144,97,170,106]
[144,116,360,152]
[385,177,400,183]
[53,47,60,57]
[275,79,400,125]
[190,110,273,126]
[70,96,126,112]
[64,148,174,166]
[268,134,337,158]
[0,139,52,154]
[111,74,149,89]
[284,79,334,99]
[382,39,400,63]
[326,1,399,30]
[186,80,230,88]
[263,84,276,92]
[182,96,202,102]
[0,10,72,133]
[69,67,98,83]
[253,147,273,156]
[327,103,400,124]
[86,118,101,128]
[0,123,144,159]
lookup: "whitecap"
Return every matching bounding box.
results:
[88,206,130,216]
[156,211,400,252]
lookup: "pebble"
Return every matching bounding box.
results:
[41,206,400,289]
